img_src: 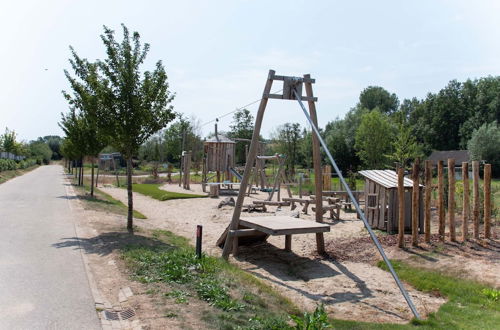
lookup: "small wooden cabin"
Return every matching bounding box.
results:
[359,170,423,234]
[204,134,235,172]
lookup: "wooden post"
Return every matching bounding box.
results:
[299,174,303,198]
[304,73,325,255]
[424,160,432,243]
[484,164,491,239]
[398,167,405,248]
[472,161,480,239]
[448,158,456,242]
[437,160,445,240]
[285,235,292,252]
[461,162,469,242]
[222,70,274,259]
[412,160,420,246]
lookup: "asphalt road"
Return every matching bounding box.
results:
[0,165,101,329]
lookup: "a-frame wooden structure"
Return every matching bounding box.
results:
[220,70,329,259]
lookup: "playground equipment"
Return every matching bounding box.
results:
[180,151,192,190]
[217,70,421,319]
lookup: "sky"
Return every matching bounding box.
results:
[1,0,500,142]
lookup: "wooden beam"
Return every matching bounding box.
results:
[437,160,445,240]
[412,160,420,246]
[266,93,318,102]
[424,160,432,243]
[484,164,491,239]
[285,235,292,251]
[461,162,469,242]
[222,70,275,259]
[272,75,315,83]
[472,161,480,239]
[228,229,263,237]
[304,73,325,255]
[448,158,456,242]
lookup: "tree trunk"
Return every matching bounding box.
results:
[90,157,95,197]
[126,157,134,232]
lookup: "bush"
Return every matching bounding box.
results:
[0,159,17,171]
[468,121,500,177]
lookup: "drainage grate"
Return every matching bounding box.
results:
[120,309,135,320]
[104,310,120,321]
[103,308,135,321]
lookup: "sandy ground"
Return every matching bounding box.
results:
[98,183,456,324]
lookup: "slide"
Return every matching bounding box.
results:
[229,167,243,181]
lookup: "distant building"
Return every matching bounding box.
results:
[426,150,470,179]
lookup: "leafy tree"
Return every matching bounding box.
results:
[389,123,422,169]
[359,86,399,114]
[467,121,500,176]
[95,24,175,230]
[228,109,254,164]
[37,136,63,160]
[161,116,201,164]
[272,123,301,176]
[2,128,21,154]
[29,141,53,164]
[355,110,393,169]
[63,49,109,196]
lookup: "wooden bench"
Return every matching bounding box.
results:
[282,197,311,214]
[311,204,341,220]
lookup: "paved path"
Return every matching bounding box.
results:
[0,165,101,329]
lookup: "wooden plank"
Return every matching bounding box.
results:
[472,161,480,239]
[484,164,492,239]
[228,229,264,237]
[240,216,330,236]
[448,158,456,241]
[462,162,470,242]
[266,93,318,102]
[379,187,387,231]
[398,167,405,247]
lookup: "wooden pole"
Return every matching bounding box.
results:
[424,160,432,243]
[411,160,420,246]
[398,167,405,248]
[472,161,480,239]
[304,73,325,255]
[484,164,492,239]
[437,160,445,240]
[448,158,456,242]
[222,70,274,259]
[461,162,469,242]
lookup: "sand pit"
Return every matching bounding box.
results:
[98,183,456,324]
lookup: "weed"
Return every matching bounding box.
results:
[481,288,500,302]
[290,304,332,330]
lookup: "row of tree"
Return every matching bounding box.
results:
[60,24,175,230]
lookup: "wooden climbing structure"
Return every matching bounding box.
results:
[219,71,329,258]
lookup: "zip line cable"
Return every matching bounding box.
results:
[200,88,283,128]
[293,89,421,320]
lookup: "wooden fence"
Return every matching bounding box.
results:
[397,159,494,247]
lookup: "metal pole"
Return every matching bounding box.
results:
[293,89,421,320]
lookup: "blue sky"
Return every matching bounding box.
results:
[1,0,500,141]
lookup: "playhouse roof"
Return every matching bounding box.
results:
[359,169,420,189]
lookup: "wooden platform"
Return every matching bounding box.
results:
[239,216,330,235]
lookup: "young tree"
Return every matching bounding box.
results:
[63,53,109,196]
[389,123,421,169]
[355,110,393,169]
[96,24,175,230]
[228,109,254,164]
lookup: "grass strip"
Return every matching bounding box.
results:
[130,183,206,201]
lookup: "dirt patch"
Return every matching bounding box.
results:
[99,183,454,324]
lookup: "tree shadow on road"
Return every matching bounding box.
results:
[51,232,174,257]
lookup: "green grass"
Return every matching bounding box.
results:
[74,183,147,219]
[130,183,206,201]
[331,260,500,329]
[122,229,298,329]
